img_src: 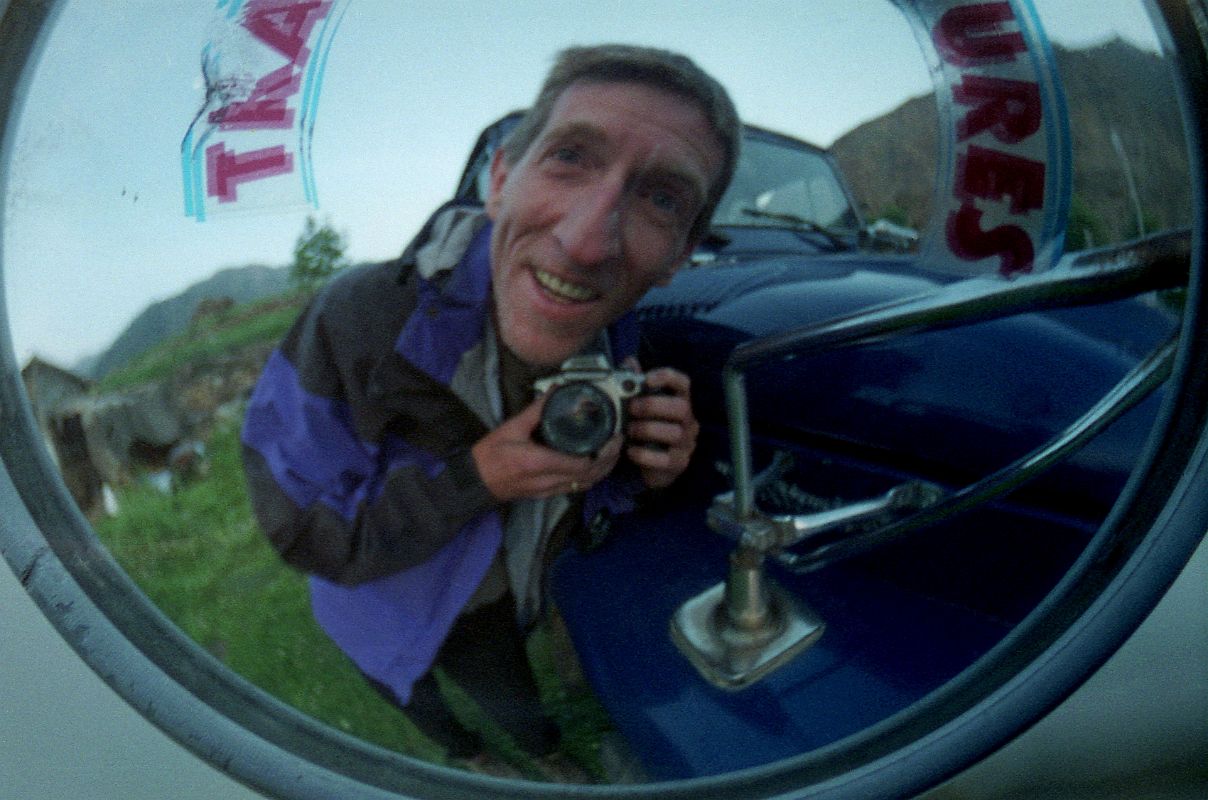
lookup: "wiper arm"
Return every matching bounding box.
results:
[739,207,847,250]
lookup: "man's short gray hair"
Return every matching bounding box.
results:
[501,44,741,242]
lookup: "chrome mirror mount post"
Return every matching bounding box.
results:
[670,366,825,690]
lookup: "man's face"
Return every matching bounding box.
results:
[486,81,723,368]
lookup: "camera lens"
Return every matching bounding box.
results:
[539,381,617,456]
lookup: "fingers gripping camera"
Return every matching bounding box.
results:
[533,355,645,456]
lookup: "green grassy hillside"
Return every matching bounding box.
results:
[89,292,614,782]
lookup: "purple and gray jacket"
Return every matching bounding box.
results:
[241,205,638,703]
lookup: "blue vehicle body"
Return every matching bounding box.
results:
[550,247,1176,779]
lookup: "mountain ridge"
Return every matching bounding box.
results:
[830,38,1190,244]
[80,263,291,378]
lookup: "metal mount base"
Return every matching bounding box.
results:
[670,579,824,691]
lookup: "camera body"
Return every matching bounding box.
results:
[533,354,645,456]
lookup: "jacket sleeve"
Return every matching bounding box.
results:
[240,270,498,585]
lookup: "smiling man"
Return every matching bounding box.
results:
[242,44,740,766]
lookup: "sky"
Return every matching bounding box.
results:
[2,0,1165,369]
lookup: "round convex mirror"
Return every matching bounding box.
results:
[1,1,1206,799]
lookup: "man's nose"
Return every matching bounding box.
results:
[554,181,624,268]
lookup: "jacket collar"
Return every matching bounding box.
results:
[394,204,639,387]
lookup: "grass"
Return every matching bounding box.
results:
[91,417,615,780]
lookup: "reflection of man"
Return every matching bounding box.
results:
[241,44,739,762]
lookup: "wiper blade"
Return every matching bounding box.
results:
[739,207,847,250]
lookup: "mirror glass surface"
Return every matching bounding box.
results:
[2,0,1185,786]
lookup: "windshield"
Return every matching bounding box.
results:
[711,135,861,232]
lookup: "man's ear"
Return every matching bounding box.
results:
[656,239,698,286]
[485,147,511,220]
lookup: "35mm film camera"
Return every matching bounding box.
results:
[534,354,645,456]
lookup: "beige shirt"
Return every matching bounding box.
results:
[461,322,598,625]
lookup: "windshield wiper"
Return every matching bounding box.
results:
[739,207,848,250]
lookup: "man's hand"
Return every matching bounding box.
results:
[472,394,622,502]
[624,364,699,490]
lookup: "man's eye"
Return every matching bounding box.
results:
[552,146,583,165]
[641,184,691,222]
[650,190,680,213]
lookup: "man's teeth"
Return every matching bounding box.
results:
[535,269,597,301]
